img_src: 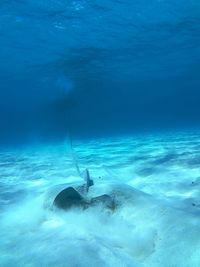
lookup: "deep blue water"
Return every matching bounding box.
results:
[1,2,200,266]
[0,0,200,145]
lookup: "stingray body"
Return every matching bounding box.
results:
[44,169,116,211]
[52,169,93,210]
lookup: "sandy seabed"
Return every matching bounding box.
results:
[0,132,200,267]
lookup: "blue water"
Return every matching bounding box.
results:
[1,1,200,266]
[0,0,200,143]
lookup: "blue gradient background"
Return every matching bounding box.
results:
[0,0,200,144]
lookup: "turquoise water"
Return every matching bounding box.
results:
[1,1,200,266]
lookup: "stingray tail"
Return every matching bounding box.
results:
[68,133,94,193]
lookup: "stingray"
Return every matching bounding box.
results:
[46,168,116,211]
[44,138,115,211]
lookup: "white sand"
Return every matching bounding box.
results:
[0,132,200,266]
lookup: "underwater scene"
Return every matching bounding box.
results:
[1,1,200,267]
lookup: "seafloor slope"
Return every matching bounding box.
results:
[0,132,200,267]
